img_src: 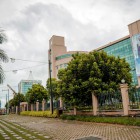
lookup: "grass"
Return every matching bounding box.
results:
[0,134,4,140]
[60,114,140,126]
[0,119,52,140]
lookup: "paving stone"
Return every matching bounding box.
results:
[16,137,22,139]
[38,134,43,136]
[26,134,32,136]
[3,135,8,137]
[13,134,19,137]
[4,137,10,140]
[44,136,50,138]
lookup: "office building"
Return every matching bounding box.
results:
[96,20,140,85]
[49,19,140,86]
[18,71,42,95]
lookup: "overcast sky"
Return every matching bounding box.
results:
[0,0,140,107]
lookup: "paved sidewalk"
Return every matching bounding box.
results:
[0,117,50,140]
[1,115,140,140]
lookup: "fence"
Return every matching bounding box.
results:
[10,84,140,116]
[129,87,140,109]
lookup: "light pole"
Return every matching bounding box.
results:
[18,92,20,115]
[2,89,9,114]
[49,49,53,114]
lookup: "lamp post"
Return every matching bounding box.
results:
[2,89,9,114]
[49,49,53,114]
[121,79,125,84]
[18,92,20,115]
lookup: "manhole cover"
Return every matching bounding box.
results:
[76,136,102,140]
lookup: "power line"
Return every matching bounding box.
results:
[4,63,48,72]
[10,58,48,63]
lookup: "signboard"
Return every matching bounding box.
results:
[131,33,140,76]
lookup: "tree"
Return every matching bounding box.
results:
[5,93,25,108]
[0,29,7,44]
[0,29,8,83]
[46,78,59,100]
[25,84,48,104]
[58,51,132,106]
[13,93,25,106]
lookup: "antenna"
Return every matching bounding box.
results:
[28,71,34,80]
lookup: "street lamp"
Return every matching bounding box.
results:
[2,89,9,114]
[121,79,125,84]
[49,49,53,114]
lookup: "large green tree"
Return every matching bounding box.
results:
[25,84,48,104]
[0,29,8,83]
[58,51,132,106]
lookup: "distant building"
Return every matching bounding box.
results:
[18,71,42,95]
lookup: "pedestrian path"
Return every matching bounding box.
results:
[1,115,140,140]
[0,119,51,140]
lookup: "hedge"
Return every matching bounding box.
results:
[20,110,58,118]
[60,114,140,126]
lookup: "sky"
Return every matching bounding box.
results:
[0,0,140,108]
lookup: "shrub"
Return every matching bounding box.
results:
[60,114,140,126]
[21,110,58,118]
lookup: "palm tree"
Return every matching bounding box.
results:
[0,29,9,83]
[0,29,7,44]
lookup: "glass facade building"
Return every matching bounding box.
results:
[99,37,138,85]
[18,80,42,95]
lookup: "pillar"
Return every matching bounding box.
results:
[16,106,18,114]
[138,76,140,86]
[36,101,39,111]
[60,97,63,108]
[42,99,46,111]
[27,103,28,111]
[120,84,129,116]
[74,107,77,115]
[92,92,98,116]
[31,104,34,111]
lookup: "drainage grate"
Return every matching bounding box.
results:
[76,136,102,140]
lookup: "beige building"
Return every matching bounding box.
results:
[48,35,87,79]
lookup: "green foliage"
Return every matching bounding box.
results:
[6,93,25,108]
[25,84,48,104]
[58,51,132,106]
[0,29,8,84]
[60,114,140,126]
[13,93,25,106]
[20,110,58,118]
[46,78,59,100]
[0,29,7,44]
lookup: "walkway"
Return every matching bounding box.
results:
[1,115,140,140]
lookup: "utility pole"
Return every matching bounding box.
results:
[18,93,20,115]
[6,94,7,114]
[49,49,53,114]
[3,89,9,114]
[7,89,9,114]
